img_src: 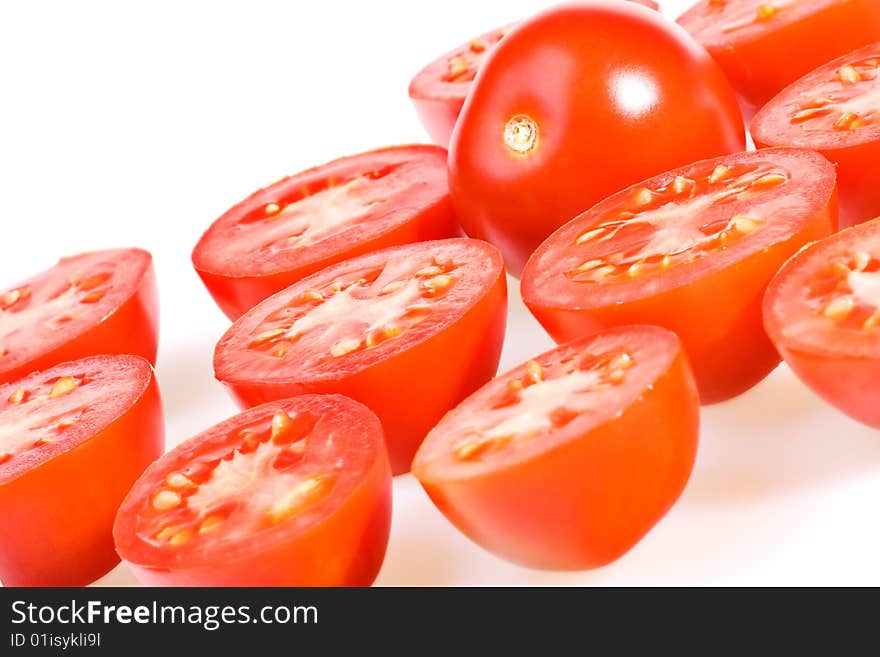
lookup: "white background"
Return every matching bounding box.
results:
[2,0,879,586]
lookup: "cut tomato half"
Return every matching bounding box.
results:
[412,325,699,570]
[192,145,459,320]
[214,238,507,475]
[751,42,880,227]
[764,217,880,427]
[521,148,836,403]
[113,394,391,587]
[0,248,158,384]
[0,354,164,586]
[678,0,880,113]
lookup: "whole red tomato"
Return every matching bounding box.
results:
[448,1,745,273]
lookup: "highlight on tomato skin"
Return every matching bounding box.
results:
[763,217,880,428]
[521,148,837,404]
[0,354,164,587]
[0,247,159,385]
[751,42,880,228]
[412,325,699,571]
[113,394,391,587]
[192,144,460,321]
[213,238,507,475]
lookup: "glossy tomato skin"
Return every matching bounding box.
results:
[193,145,459,320]
[114,395,392,587]
[0,356,164,586]
[408,1,659,147]
[449,1,744,274]
[215,239,507,475]
[0,249,159,385]
[678,0,880,113]
[412,326,699,570]
[522,149,837,403]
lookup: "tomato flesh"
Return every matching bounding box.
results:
[0,248,158,384]
[522,148,836,403]
[678,0,880,113]
[113,394,391,587]
[764,217,880,427]
[0,354,164,586]
[214,238,507,474]
[412,325,699,570]
[751,42,880,227]
[192,145,458,320]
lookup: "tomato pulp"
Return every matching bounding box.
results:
[0,355,164,586]
[522,148,837,403]
[0,248,159,384]
[193,145,459,320]
[214,238,507,474]
[114,394,391,586]
[448,1,744,274]
[412,326,699,570]
[752,42,880,228]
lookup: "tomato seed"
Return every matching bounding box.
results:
[380,280,407,295]
[854,252,871,271]
[863,312,880,330]
[252,328,286,344]
[709,165,731,184]
[575,228,605,245]
[526,360,544,384]
[80,291,105,304]
[610,352,634,371]
[452,436,492,461]
[672,176,695,195]
[302,289,324,302]
[838,65,862,84]
[752,173,788,188]
[0,452,10,465]
[268,476,325,522]
[756,3,777,20]
[632,188,653,207]
[270,410,295,442]
[823,296,856,320]
[7,389,28,404]
[152,489,183,511]
[264,203,281,216]
[166,472,194,489]
[415,265,444,278]
[470,38,487,53]
[49,376,77,398]
[834,112,862,130]
[169,528,194,546]
[77,273,110,291]
[199,516,224,534]
[423,274,454,294]
[330,338,361,357]
[732,215,759,234]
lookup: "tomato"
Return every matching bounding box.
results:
[521,148,836,403]
[0,355,164,586]
[448,1,744,274]
[113,394,391,587]
[213,238,506,474]
[192,145,459,320]
[0,248,159,384]
[763,218,880,427]
[751,43,880,228]
[407,0,660,147]
[412,325,699,570]
[678,0,880,114]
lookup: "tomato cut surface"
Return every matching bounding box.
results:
[764,217,880,427]
[522,148,836,403]
[751,42,880,227]
[0,248,158,384]
[678,0,880,112]
[0,354,164,586]
[214,238,507,474]
[412,326,699,570]
[114,394,391,587]
[192,145,459,320]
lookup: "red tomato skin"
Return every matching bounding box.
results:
[220,273,507,475]
[416,344,699,570]
[0,364,164,587]
[448,2,744,274]
[0,255,159,385]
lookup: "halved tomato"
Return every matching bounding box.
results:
[412,325,699,570]
[407,0,659,147]
[521,148,836,403]
[764,217,880,427]
[0,354,164,586]
[113,394,391,587]
[214,238,506,475]
[0,248,158,384]
[678,0,880,114]
[751,42,880,228]
[192,145,459,320]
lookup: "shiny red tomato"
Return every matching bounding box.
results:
[192,145,459,320]
[214,238,507,474]
[0,355,164,586]
[751,42,880,228]
[412,325,699,570]
[678,0,880,115]
[0,248,159,384]
[448,1,744,274]
[114,394,391,587]
[764,218,880,427]
[408,0,659,147]
[522,148,836,403]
